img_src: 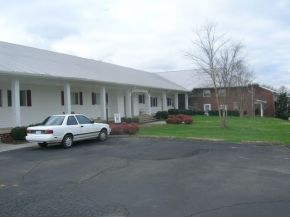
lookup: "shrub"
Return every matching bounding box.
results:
[10,126,27,140]
[110,122,139,135]
[166,114,193,125]
[208,110,239,116]
[168,109,179,115]
[154,111,169,120]
[166,117,177,124]
[121,117,139,123]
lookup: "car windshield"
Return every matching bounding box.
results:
[42,116,65,126]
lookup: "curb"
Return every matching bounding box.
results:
[0,142,36,153]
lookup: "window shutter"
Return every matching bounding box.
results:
[92,92,96,105]
[27,90,32,106]
[79,92,83,105]
[7,90,12,107]
[61,91,64,106]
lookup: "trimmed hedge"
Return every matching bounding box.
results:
[11,126,27,140]
[121,117,139,123]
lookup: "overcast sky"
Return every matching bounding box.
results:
[0,0,289,89]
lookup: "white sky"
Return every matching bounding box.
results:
[0,0,289,89]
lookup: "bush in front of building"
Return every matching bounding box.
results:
[110,122,139,135]
[154,111,169,120]
[121,117,139,123]
[166,114,193,124]
[208,110,239,116]
[10,126,27,140]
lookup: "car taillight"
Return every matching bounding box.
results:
[27,130,32,134]
[44,130,53,134]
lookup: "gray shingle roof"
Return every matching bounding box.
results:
[156,70,213,91]
[0,41,187,91]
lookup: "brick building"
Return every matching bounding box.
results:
[189,84,277,117]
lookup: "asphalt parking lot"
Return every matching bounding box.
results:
[0,137,290,216]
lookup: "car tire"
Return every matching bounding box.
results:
[62,134,73,148]
[98,129,108,142]
[38,142,48,148]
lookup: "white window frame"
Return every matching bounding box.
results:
[203,104,211,112]
[167,97,173,106]
[71,92,79,105]
[139,94,145,104]
[203,89,211,97]
[151,97,158,107]
[218,89,226,97]
[20,90,27,106]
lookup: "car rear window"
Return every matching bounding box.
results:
[42,116,65,126]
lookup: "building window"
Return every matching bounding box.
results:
[139,94,145,104]
[92,92,100,105]
[151,97,158,107]
[0,90,2,107]
[20,90,32,106]
[203,90,211,97]
[167,97,173,106]
[218,89,226,96]
[71,92,83,105]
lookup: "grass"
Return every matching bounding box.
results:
[137,116,290,145]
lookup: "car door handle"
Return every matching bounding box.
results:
[80,125,84,127]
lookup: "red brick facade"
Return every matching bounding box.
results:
[189,85,277,117]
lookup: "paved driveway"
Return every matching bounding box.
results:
[0,137,290,216]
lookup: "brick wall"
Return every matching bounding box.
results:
[189,85,276,117]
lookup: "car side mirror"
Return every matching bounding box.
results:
[90,120,94,124]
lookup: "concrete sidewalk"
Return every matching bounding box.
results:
[0,142,36,153]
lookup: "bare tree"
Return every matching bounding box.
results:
[188,23,245,127]
[234,61,254,117]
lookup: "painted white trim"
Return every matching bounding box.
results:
[12,80,21,126]
[64,83,71,114]
[146,92,151,115]
[125,90,132,117]
[203,104,211,112]
[100,87,106,120]
[162,92,167,111]
[185,93,189,110]
[174,93,179,109]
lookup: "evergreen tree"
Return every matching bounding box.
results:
[276,92,289,120]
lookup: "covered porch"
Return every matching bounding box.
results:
[0,75,189,128]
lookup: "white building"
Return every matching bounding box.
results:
[0,41,188,128]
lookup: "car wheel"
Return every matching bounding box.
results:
[62,134,73,148]
[38,142,48,148]
[98,129,108,142]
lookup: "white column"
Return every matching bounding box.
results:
[100,87,107,120]
[146,92,151,115]
[174,93,179,109]
[125,90,132,118]
[260,103,264,117]
[64,83,71,114]
[185,93,189,110]
[11,80,21,126]
[162,92,167,111]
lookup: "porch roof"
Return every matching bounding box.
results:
[0,41,187,92]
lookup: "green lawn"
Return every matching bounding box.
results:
[137,116,290,145]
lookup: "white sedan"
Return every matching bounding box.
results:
[26,114,111,148]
